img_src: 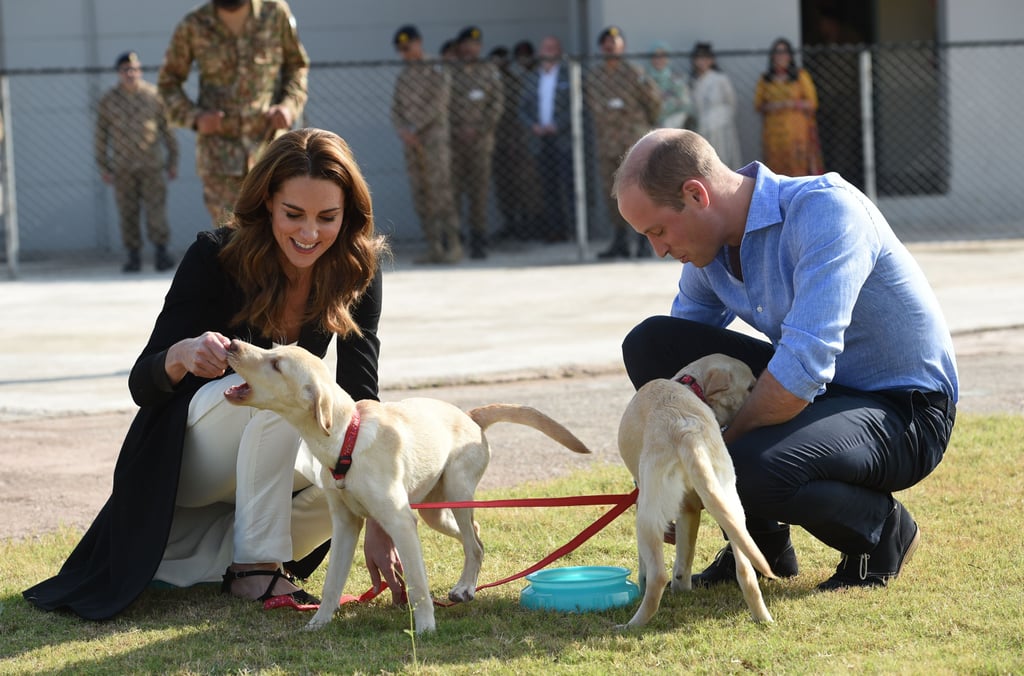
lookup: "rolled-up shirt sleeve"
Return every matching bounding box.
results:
[763,187,880,401]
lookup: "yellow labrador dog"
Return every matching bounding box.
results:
[223,340,590,634]
[617,353,775,627]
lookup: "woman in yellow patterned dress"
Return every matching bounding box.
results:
[754,37,824,176]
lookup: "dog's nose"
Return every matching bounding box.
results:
[227,340,240,353]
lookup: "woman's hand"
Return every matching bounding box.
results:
[364,518,407,606]
[165,331,232,384]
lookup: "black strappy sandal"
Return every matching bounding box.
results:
[221,567,320,611]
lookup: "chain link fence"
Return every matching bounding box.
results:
[3,40,1024,275]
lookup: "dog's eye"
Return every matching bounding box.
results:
[271,358,281,372]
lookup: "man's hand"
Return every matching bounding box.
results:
[363,519,407,605]
[265,104,294,131]
[397,128,419,146]
[723,369,808,444]
[194,110,225,135]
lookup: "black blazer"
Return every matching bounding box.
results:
[519,62,573,155]
[23,228,382,619]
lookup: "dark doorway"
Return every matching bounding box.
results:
[801,0,949,196]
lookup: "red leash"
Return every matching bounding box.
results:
[338,489,639,606]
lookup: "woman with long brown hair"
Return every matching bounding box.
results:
[24,129,401,618]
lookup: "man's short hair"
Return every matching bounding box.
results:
[614,130,719,210]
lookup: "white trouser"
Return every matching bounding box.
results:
[153,373,332,587]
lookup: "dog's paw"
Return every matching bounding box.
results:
[303,618,330,632]
[447,586,476,604]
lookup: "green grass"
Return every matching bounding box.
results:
[2,413,1022,675]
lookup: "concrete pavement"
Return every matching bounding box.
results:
[2,238,1023,420]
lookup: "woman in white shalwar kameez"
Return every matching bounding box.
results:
[691,42,743,169]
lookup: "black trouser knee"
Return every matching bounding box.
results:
[622,316,773,390]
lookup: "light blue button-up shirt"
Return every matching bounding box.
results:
[670,162,958,402]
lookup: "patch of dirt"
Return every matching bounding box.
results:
[2,333,1021,542]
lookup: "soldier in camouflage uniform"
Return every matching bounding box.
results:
[584,25,661,259]
[158,0,309,226]
[450,26,505,259]
[391,25,461,264]
[95,51,179,273]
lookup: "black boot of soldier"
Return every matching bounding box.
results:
[691,526,799,588]
[635,232,653,258]
[122,248,141,273]
[155,245,176,271]
[469,231,487,260]
[598,228,630,260]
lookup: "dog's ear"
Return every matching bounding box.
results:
[702,367,732,401]
[305,383,333,436]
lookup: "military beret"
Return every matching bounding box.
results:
[457,26,483,43]
[393,24,421,47]
[597,25,624,45]
[691,42,715,59]
[115,51,141,69]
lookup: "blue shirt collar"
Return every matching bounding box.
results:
[740,161,783,236]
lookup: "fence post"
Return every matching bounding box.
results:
[569,57,588,260]
[1,75,18,279]
[858,48,877,203]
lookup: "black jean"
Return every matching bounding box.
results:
[622,316,956,555]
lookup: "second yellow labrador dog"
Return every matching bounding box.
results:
[617,353,776,627]
[223,340,590,634]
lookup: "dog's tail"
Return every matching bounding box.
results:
[687,436,778,581]
[468,404,591,454]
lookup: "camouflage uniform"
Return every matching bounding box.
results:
[158,0,309,225]
[450,59,504,256]
[391,61,460,263]
[95,79,178,252]
[585,58,661,252]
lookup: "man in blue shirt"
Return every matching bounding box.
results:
[613,128,957,590]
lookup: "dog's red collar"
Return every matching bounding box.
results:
[331,408,361,480]
[675,374,707,403]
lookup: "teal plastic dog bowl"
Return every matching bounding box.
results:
[520,565,640,613]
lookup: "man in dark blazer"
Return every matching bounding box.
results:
[519,35,575,242]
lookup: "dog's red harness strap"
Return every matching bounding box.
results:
[330,408,360,480]
[338,488,639,606]
[675,374,706,403]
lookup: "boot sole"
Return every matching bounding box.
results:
[895,525,921,579]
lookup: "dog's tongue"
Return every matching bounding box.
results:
[224,382,251,402]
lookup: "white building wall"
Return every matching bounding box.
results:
[880,0,1024,232]
[945,0,1024,41]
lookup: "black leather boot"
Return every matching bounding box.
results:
[122,248,141,273]
[469,231,487,260]
[635,232,652,258]
[597,228,630,260]
[817,500,920,591]
[155,245,176,271]
[691,526,799,588]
